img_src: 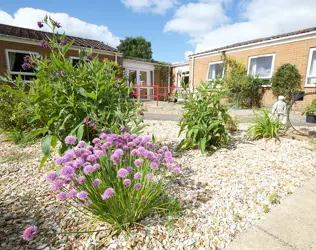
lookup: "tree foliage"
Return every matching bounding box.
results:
[117,37,152,59]
[222,55,263,108]
[271,64,301,102]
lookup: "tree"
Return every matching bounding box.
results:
[117,37,152,59]
[271,64,301,103]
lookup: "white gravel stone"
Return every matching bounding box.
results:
[0,121,315,249]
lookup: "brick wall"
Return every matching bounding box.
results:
[190,38,316,111]
[0,40,122,76]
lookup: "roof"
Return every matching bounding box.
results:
[0,23,118,53]
[171,61,189,67]
[190,26,316,57]
[124,56,170,65]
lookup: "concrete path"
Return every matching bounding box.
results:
[226,176,316,250]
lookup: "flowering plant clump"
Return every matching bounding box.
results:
[46,132,181,229]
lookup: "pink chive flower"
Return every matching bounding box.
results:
[87,154,96,162]
[101,188,115,200]
[161,146,168,151]
[134,159,143,167]
[134,172,142,180]
[78,176,85,184]
[85,200,92,206]
[131,149,138,156]
[93,163,101,170]
[135,183,142,190]
[165,151,172,158]
[147,173,154,180]
[39,40,48,48]
[23,225,37,241]
[78,140,86,147]
[57,192,67,200]
[127,167,133,173]
[60,165,75,178]
[92,179,102,186]
[51,179,64,191]
[46,171,58,182]
[114,149,124,156]
[77,191,88,200]
[150,160,159,169]
[83,165,94,175]
[138,147,146,155]
[117,168,129,178]
[123,179,131,187]
[69,189,77,198]
[174,165,181,173]
[94,150,104,158]
[92,138,100,144]
[65,136,76,145]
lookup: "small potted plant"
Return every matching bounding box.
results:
[304,99,316,123]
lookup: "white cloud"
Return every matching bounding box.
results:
[165,0,316,55]
[0,8,120,47]
[121,0,178,14]
[185,50,193,59]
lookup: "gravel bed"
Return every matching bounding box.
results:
[1,121,316,249]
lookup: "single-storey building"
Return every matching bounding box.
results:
[189,26,316,111]
[0,23,168,100]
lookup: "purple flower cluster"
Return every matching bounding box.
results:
[83,117,97,129]
[39,40,48,48]
[46,131,179,209]
[21,56,33,71]
[37,21,44,28]
[23,226,37,241]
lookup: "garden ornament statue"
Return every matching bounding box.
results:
[272,95,287,124]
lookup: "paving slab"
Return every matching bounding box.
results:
[226,177,316,250]
[225,226,294,250]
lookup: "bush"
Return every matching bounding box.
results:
[222,56,263,108]
[178,81,231,152]
[305,99,316,116]
[272,64,301,102]
[247,109,284,140]
[46,133,181,230]
[0,16,143,166]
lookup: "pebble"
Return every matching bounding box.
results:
[0,122,315,249]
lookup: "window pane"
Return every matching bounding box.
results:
[309,51,316,76]
[249,56,273,78]
[208,63,223,80]
[307,77,316,85]
[8,52,34,73]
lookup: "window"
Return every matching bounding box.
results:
[69,56,80,67]
[5,49,39,81]
[305,48,316,86]
[207,61,224,81]
[248,54,275,79]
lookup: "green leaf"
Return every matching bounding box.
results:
[41,135,52,158]
[51,135,58,148]
[199,138,206,153]
[28,115,41,124]
[76,124,84,141]
[39,155,47,171]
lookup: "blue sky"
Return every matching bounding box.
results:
[0,0,315,62]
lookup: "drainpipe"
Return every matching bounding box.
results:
[115,52,118,64]
[168,65,171,94]
[191,55,195,91]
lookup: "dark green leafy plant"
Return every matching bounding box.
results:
[222,56,263,108]
[0,16,143,168]
[304,98,316,116]
[178,81,231,152]
[247,109,284,140]
[272,64,302,102]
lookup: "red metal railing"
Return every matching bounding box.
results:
[132,85,189,106]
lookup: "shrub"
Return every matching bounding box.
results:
[304,98,316,115]
[178,81,230,152]
[46,132,181,230]
[222,56,263,108]
[272,64,301,102]
[247,109,284,140]
[0,16,143,166]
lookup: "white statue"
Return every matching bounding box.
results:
[271,96,287,124]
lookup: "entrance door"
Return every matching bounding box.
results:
[127,69,153,100]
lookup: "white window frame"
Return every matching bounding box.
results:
[5,49,39,77]
[305,48,316,87]
[207,61,225,81]
[247,54,275,87]
[69,56,80,66]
